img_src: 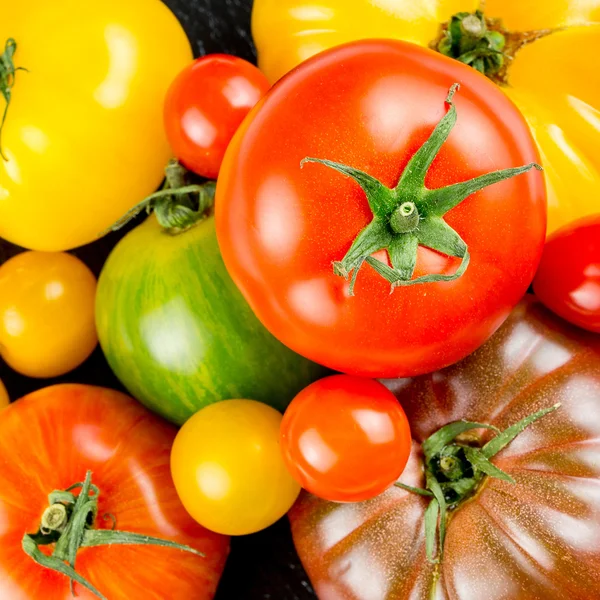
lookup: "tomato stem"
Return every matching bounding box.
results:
[0,38,27,161]
[22,471,205,600]
[395,403,561,567]
[301,84,542,294]
[102,159,216,236]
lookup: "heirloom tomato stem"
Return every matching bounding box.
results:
[302,84,542,294]
[22,471,204,600]
[0,38,27,161]
[434,10,557,84]
[394,403,561,568]
[104,159,216,235]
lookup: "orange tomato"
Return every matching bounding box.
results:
[0,251,97,377]
[0,384,229,599]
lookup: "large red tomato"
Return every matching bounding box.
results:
[289,297,600,599]
[0,385,229,599]
[216,39,546,378]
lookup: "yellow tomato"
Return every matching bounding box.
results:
[0,0,192,251]
[171,400,301,536]
[252,0,600,234]
[0,251,98,378]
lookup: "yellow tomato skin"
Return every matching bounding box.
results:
[252,0,600,234]
[0,252,98,378]
[0,0,192,251]
[171,400,301,536]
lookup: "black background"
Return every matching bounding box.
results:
[0,1,316,598]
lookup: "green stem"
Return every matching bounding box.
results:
[437,11,507,78]
[397,404,560,566]
[301,84,541,294]
[102,159,216,236]
[0,38,27,161]
[22,471,205,600]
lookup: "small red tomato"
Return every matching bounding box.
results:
[164,54,270,179]
[534,215,600,332]
[280,375,412,502]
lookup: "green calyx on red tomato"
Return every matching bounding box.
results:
[395,403,559,565]
[23,472,202,600]
[303,84,541,293]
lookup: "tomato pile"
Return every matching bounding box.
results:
[0,1,599,599]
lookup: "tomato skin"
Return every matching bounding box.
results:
[96,213,323,425]
[289,297,600,600]
[280,375,411,502]
[0,0,192,251]
[216,40,546,379]
[0,251,97,378]
[164,54,270,179]
[171,399,301,536]
[533,215,600,333]
[0,384,229,599]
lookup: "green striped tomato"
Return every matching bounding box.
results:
[96,214,324,425]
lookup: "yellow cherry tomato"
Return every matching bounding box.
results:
[0,0,192,251]
[171,400,301,536]
[0,379,9,408]
[0,251,98,378]
[252,0,600,235]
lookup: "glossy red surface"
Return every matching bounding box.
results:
[280,375,411,502]
[216,40,546,378]
[0,384,229,599]
[290,298,600,599]
[164,53,270,179]
[534,214,600,332]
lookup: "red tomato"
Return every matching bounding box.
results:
[216,40,546,379]
[164,54,270,179]
[280,375,411,502]
[534,214,600,332]
[0,384,229,599]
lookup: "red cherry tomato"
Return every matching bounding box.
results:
[164,54,270,179]
[534,215,600,332]
[280,375,412,502]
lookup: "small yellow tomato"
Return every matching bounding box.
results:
[0,252,97,378]
[0,379,8,408]
[171,400,300,536]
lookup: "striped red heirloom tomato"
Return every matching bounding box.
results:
[0,385,228,599]
[216,40,546,379]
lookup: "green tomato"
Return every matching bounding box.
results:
[96,214,324,424]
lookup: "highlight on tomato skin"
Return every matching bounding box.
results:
[164,53,271,179]
[280,375,412,503]
[533,214,600,333]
